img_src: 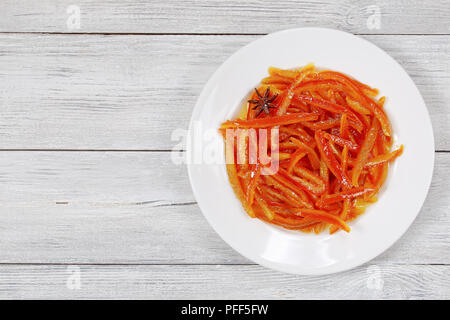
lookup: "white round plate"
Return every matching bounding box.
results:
[187,28,434,275]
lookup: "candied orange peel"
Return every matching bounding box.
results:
[220,64,403,234]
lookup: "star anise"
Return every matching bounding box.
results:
[248,87,278,117]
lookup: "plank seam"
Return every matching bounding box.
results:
[0,262,447,266]
[0,201,197,208]
[0,150,447,153]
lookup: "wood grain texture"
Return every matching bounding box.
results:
[0,152,447,264]
[0,34,448,150]
[0,0,449,34]
[0,264,448,299]
[0,151,193,204]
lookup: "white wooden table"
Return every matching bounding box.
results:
[0,0,449,299]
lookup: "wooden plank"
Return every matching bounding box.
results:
[0,34,448,150]
[0,264,448,299]
[0,0,449,34]
[0,152,447,264]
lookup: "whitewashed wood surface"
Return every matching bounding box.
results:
[0,0,449,299]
